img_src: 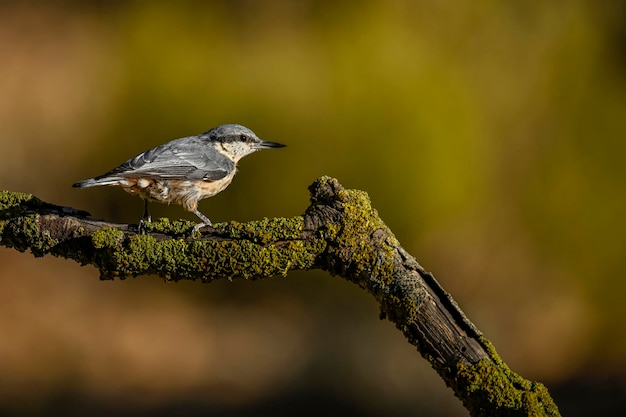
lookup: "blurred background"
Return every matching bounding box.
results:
[1,1,625,415]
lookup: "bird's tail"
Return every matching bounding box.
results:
[72,176,124,188]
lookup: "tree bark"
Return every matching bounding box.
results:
[0,177,561,416]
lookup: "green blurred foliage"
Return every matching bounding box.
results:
[1,0,626,415]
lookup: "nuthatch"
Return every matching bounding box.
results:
[73,124,286,231]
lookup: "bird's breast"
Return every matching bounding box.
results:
[118,172,236,207]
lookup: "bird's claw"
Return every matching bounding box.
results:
[137,218,151,234]
[192,222,212,234]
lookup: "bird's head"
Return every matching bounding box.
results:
[203,124,285,162]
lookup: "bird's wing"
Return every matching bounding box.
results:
[102,136,234,181]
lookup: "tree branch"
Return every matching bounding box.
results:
[0,177,561,416]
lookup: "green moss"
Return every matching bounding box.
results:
[74,226,86,238]
[479,337,505,365]
[91,227,125,249]
[188,237,313,281]
[0,191,43,220]
[140,217,196,235]
[0,191,58,256]
[319,184,398,288]
[89,217,317,281]
[305,177,426,331]
[455,358,561,417]
[220,216,304,244]
[382,294,420,329]
[0,190,41,211]
[0,212,58,257]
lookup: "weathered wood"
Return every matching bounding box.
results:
[0,177,561,416]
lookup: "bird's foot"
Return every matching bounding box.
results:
[192,221,212,234]
[191,210,212,234]
[137,216,152,234]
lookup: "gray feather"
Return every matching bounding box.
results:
[98,136,234,181]
[73,177,125,188]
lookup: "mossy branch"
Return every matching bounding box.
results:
[0,176,561,417]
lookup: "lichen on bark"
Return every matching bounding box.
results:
[0,178,562,417]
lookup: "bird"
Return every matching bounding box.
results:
[73,124,286,232]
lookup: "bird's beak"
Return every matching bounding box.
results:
[256,140,286,149]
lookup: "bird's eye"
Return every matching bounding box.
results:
[240,134,249,142]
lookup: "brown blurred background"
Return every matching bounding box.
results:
[1,1,625,416]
